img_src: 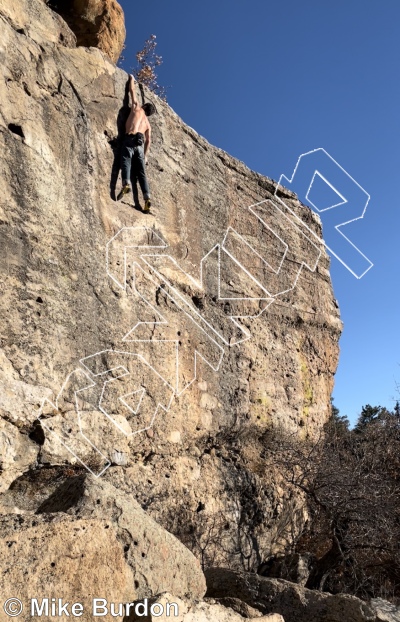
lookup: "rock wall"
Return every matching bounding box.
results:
[44,0,126,62]
[0,0,341,572]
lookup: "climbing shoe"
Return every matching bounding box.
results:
[116,184,131,201]
[143,198,152,213]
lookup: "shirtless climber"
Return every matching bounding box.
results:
[117,74,156,212]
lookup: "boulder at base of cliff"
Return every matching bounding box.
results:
[370,599,400,622]
[0,513,135,621]
[0,472,205,622]
[124,593,285,622]
[205,568,381,622]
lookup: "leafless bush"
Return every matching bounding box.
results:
[265,413,400,601]
[133,35,168,101]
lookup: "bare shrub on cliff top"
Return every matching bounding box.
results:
[133,34,168,101]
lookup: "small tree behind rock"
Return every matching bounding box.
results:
[133,34,168,101]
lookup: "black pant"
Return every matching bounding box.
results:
[120,133,150,199]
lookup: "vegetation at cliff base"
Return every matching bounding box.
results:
[269,402,400,602]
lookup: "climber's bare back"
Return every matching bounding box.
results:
[125,105,149,135]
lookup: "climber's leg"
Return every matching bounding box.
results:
[135,145,151,212]
[120,136,134,185]
[131,168,140,207]
[117,136,134,200]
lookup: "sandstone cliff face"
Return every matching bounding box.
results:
[0,0,341,572]
[44,0,126,63]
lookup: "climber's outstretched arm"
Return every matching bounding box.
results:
[129,74,138,109]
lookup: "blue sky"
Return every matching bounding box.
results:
[119,0,400,425]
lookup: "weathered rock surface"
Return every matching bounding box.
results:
[126,593,284,622]
[0,0,77,47]
[0,0,341,572]
[205,597,264,618]
[0,472,206,605]
[205,568,388,622]
[370,599,400,622]
[0,513,135,621]
[45,0,126,62]
[0,418,38,492]
[258,553,311,586]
